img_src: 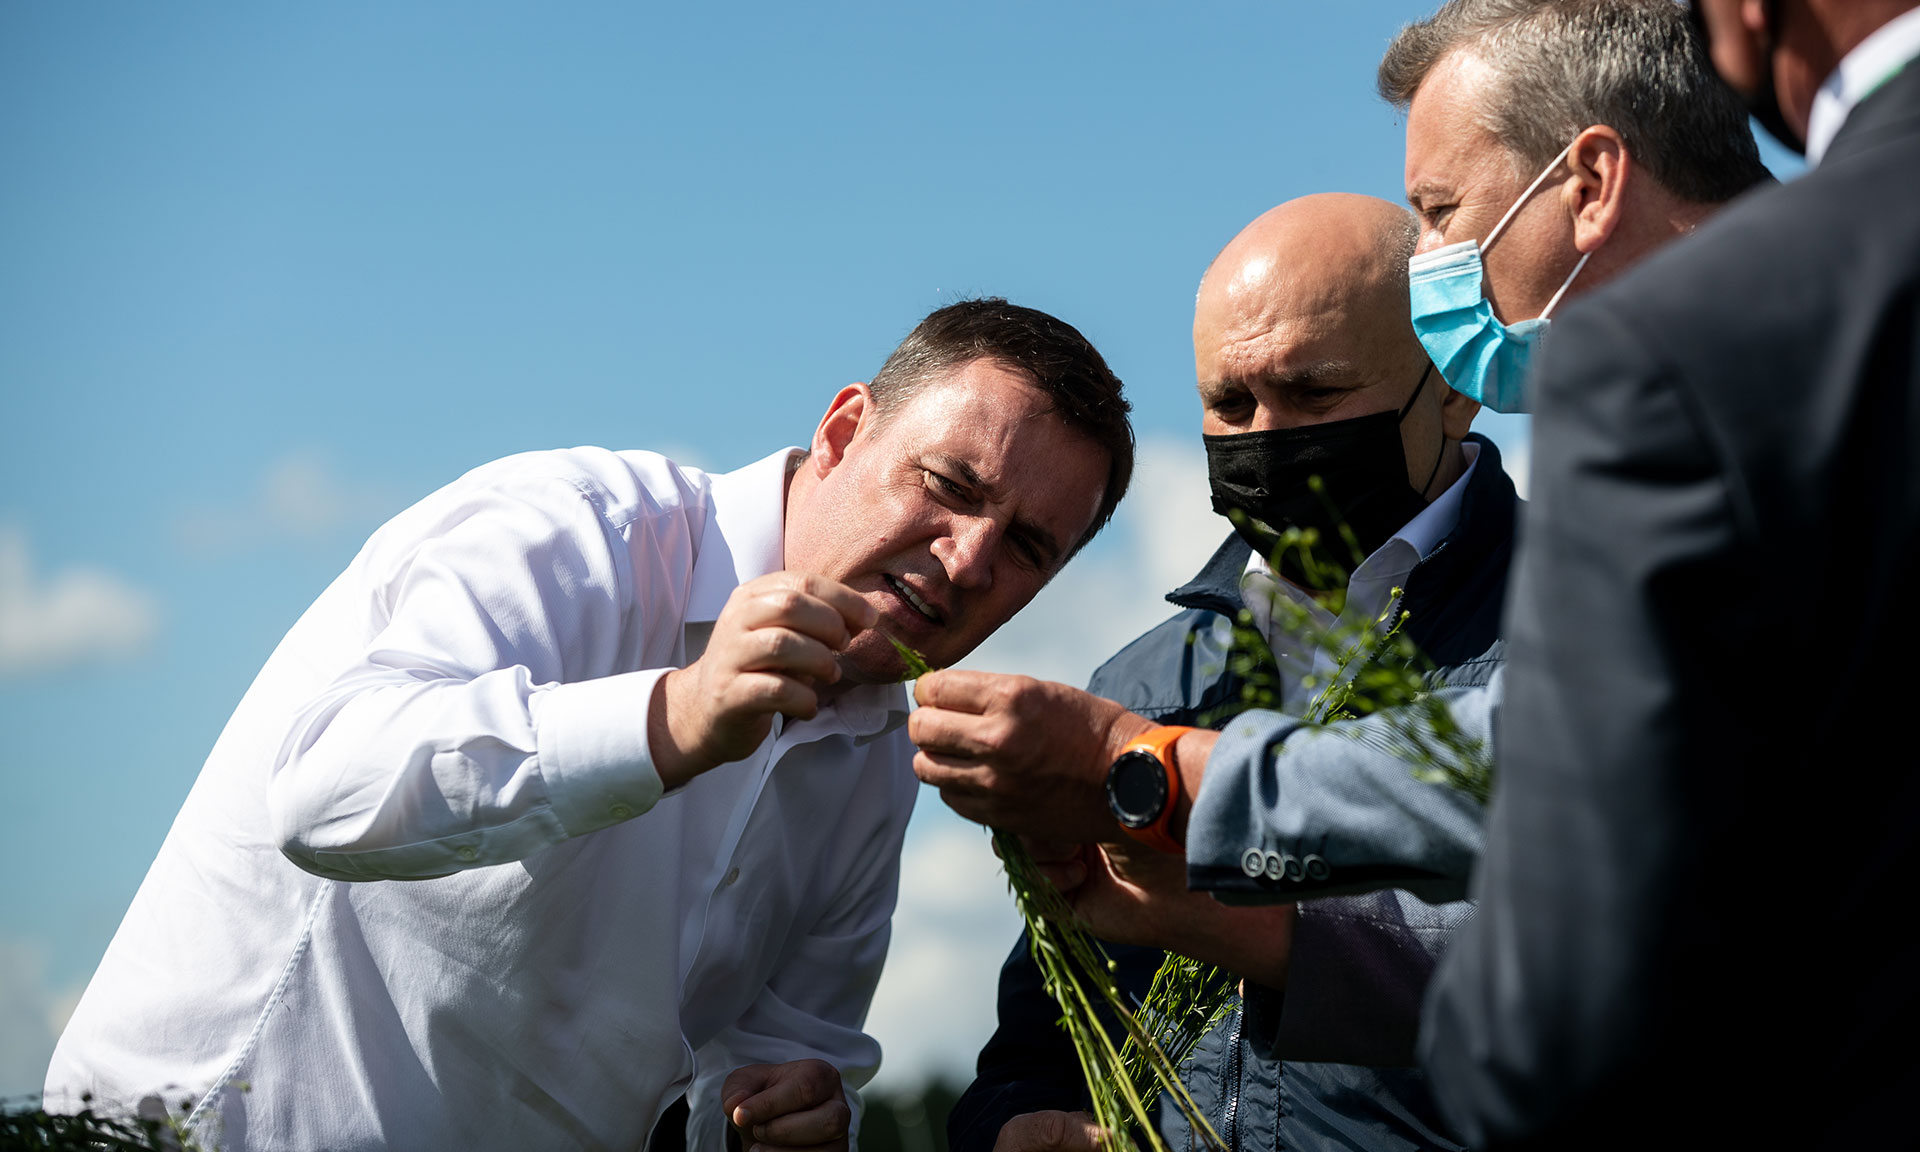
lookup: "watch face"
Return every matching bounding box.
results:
[1107,749,1169,828]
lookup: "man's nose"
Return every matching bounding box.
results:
[931,518,997,592]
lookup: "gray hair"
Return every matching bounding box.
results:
[1378,0,1769,204]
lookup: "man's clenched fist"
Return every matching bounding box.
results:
[652,573,877,788]
[722,1059,851,1152]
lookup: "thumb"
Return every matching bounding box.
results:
[720,1064,776,1117]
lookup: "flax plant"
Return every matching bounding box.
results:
[893,632,1226,1152]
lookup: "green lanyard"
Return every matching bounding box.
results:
[1860,56,1915,104]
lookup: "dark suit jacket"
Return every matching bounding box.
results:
[1421,60,1920,1150]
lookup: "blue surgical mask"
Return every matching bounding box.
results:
[1408,141,1591,414]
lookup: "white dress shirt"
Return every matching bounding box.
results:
[48,446,916,1152]
[1240,441,1480,715]
[1806,5,1920,166]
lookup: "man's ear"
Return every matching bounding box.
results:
[1440,380,1482,442]
[1564,124,1630,254]
[808,383,875,476]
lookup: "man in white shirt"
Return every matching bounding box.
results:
[46,298,1135,1152]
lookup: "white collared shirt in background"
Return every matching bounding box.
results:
[48,447,915,1152]
[1806,5,1920,165]
[1240,441,1481,715]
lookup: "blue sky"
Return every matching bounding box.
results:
[0,0,1798,1097]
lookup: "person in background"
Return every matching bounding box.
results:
[46,299,1134,1152]
[1420,0,1920,1145]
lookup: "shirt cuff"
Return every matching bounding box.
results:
[533,668,669,837]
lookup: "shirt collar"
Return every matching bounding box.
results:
[685,447,798,623]
[1807,6,1920,166]
[1391,438,1480,562]
[684,446,908,739]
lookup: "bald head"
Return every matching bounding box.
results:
[1195,193,1476,496]
[1200,193,1419,317]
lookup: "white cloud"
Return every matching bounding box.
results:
[1471,412,1530,500]
[176,449,401,555]
[0,530,160,677]
[1502,437,1530,500]
[0,937,83,1100]
[260,453,355,534]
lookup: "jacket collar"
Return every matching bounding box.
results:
[1822,56,1920,169]
[1166,432,1518,630]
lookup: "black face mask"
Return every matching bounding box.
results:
[1690,0,1806,155]
[1203,364,1442,589]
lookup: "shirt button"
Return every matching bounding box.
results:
[609,803,633,820]
[722,867,741,888]
[455,846,478,862]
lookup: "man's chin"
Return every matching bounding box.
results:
[840,629,946,685]
[835,640,912,687]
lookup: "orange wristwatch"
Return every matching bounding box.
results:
[1106,725,1196,854]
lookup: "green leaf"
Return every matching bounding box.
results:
[883,632,934,680]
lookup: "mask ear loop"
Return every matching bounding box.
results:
[1397,360,1434,421]
[1538,250,1592,320]
[1397,362,1448,500]
[1482,140,1578,255]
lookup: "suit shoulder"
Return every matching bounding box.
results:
[1574,153,1920,345]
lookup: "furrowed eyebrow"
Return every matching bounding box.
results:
[1406,181,1452,211]
[944,456,990,494]
[1013,518,1063,568]
[930,452,1062,566]
[1205,360,1359,396]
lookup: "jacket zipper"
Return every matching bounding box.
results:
[1221,1005,1244,1152]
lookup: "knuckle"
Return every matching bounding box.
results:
[823,1101,851,1137]
[983,717,1017,750]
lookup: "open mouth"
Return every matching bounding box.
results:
[885,574,943,625]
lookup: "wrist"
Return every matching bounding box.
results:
[1165,728,1218,845]
[1100,710,1158,769]
[650,669,715,789]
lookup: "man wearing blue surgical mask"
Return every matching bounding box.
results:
[1389,0,1771,415]
[1423,0,1920,1145]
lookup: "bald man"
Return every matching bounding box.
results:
[936,194,1515,1152]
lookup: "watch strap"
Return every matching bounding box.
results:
[1114,725,1195,853]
